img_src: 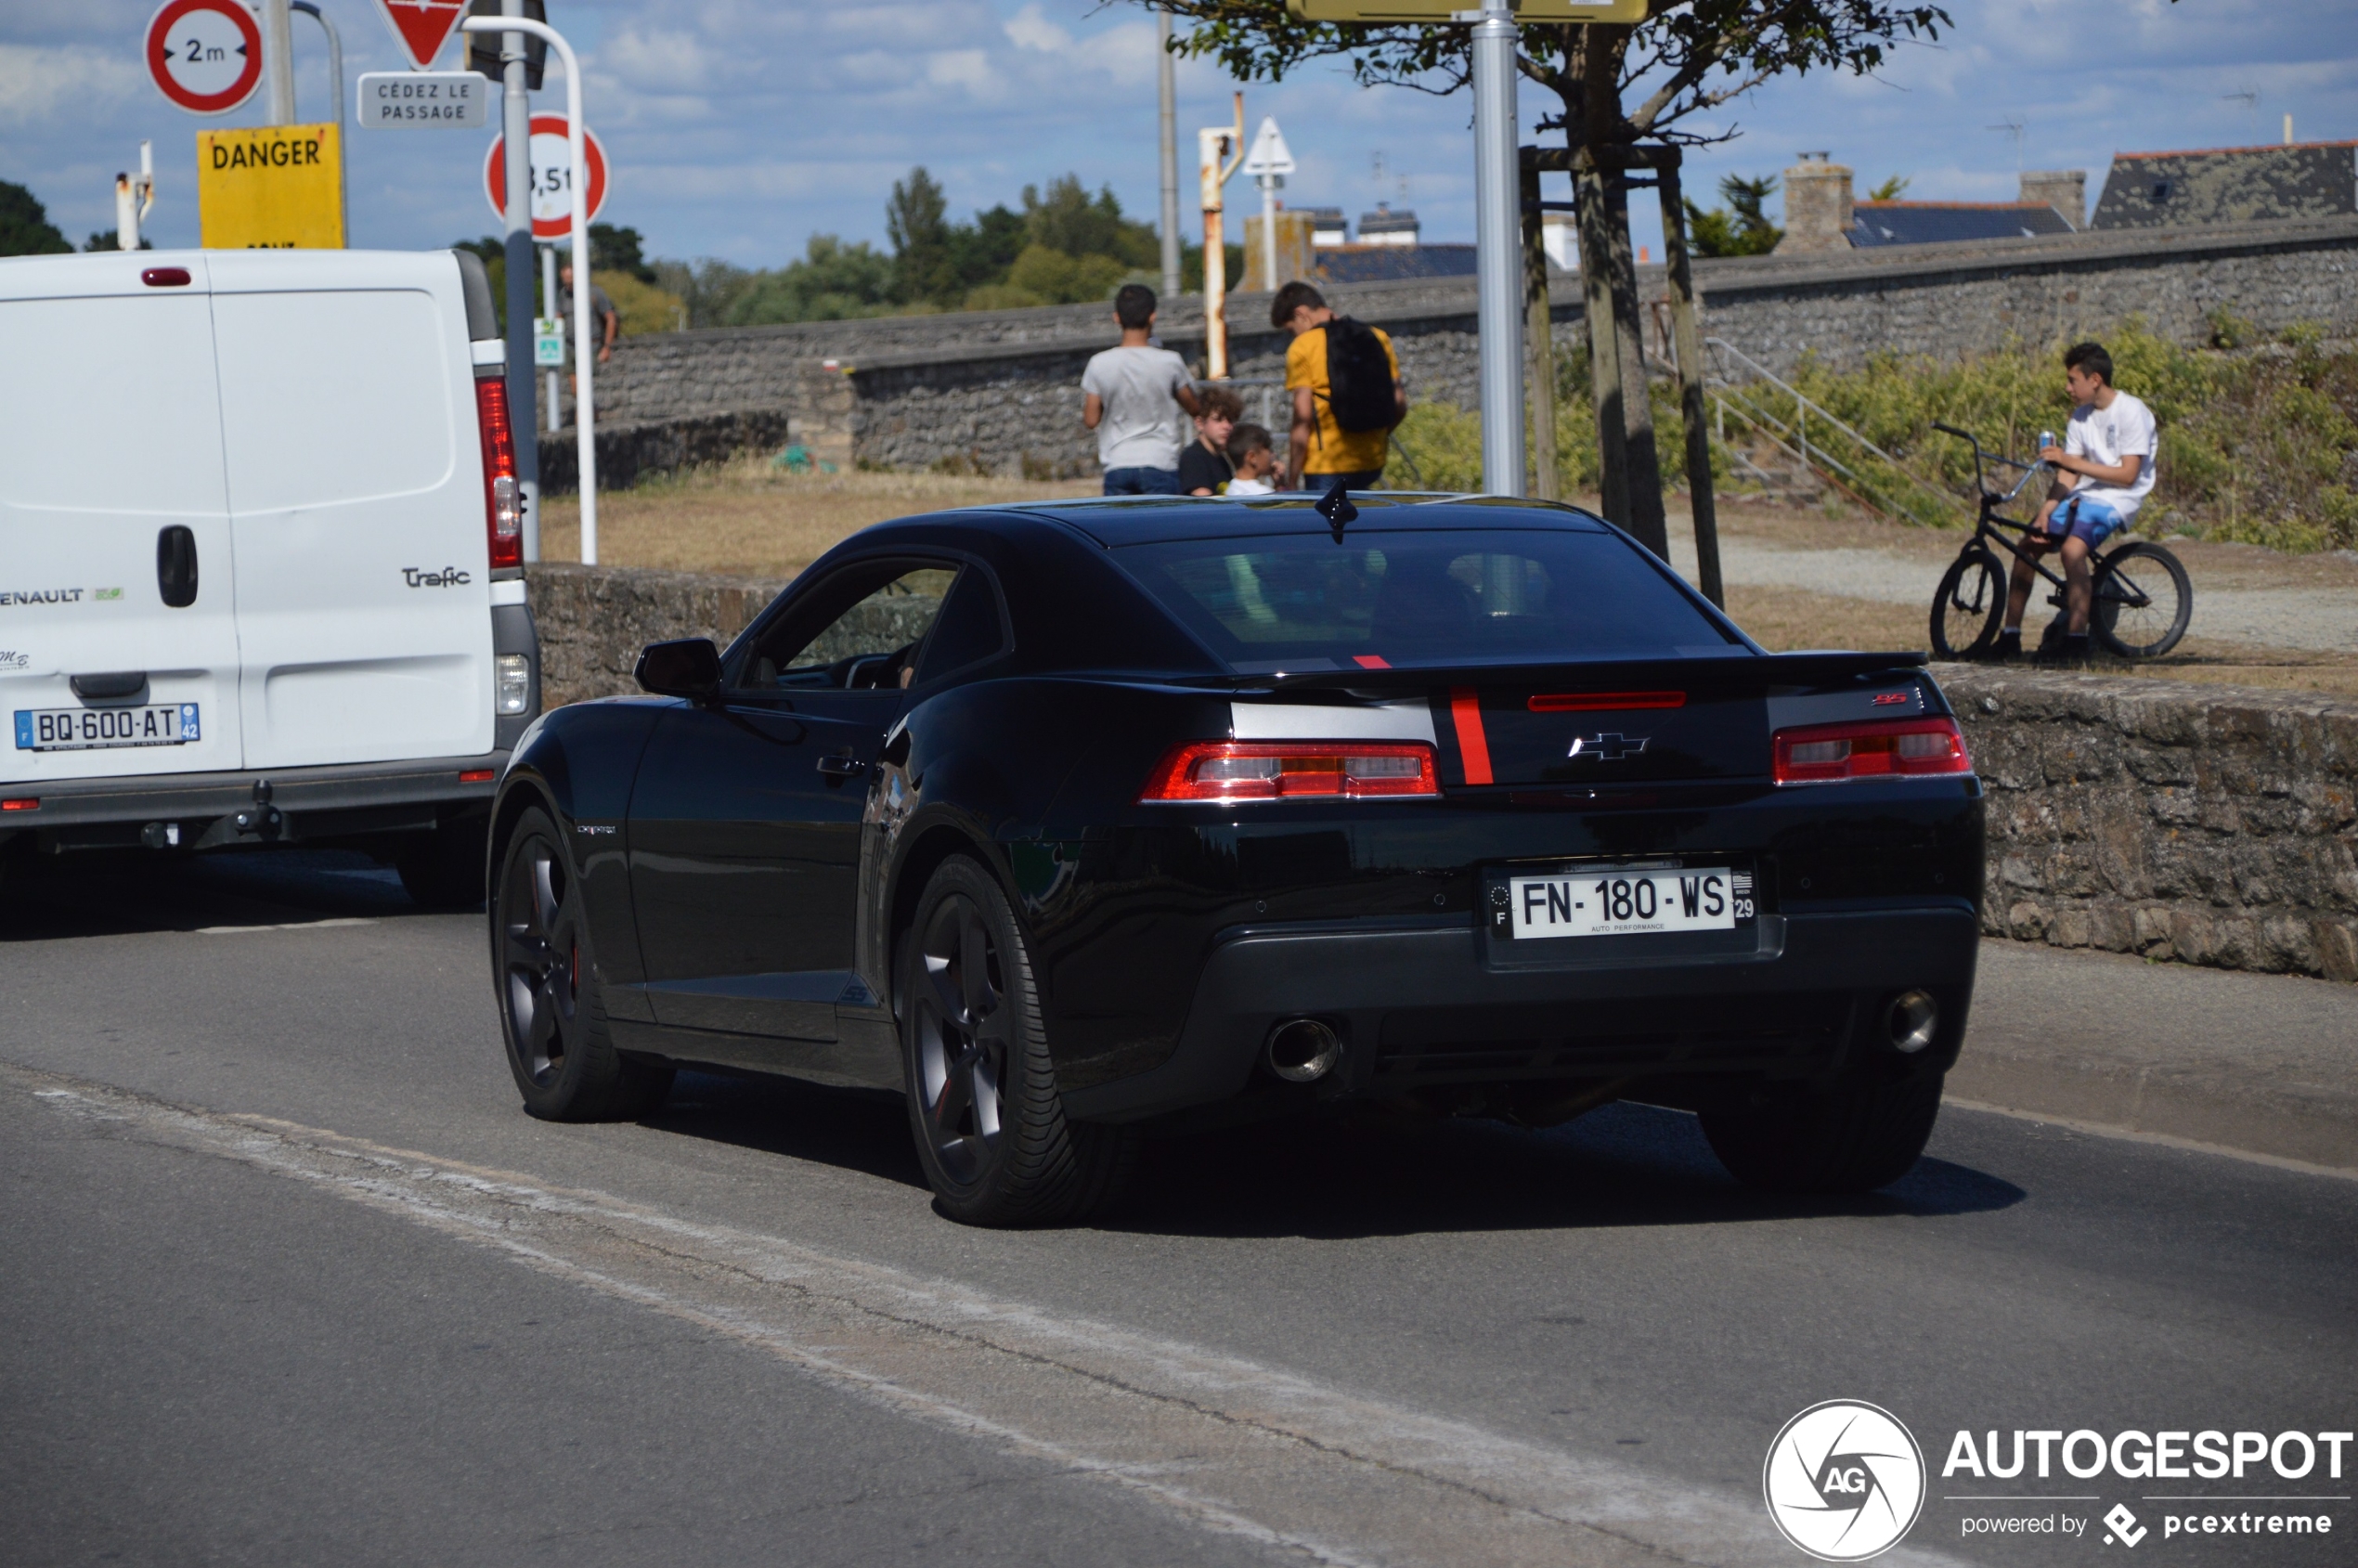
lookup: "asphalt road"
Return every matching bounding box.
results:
[4,851,2353,1568]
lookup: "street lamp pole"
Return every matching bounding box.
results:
[1158,11,1181,303]
[1470,0,1525,497]
[461,14,594,564]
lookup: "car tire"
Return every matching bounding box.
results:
[1699,1069,1943,1195]
[399,817,489,910]
[490,808,672,1121]
[900,855,1134,1226]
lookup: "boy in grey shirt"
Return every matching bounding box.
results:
[1082,284,1200,495]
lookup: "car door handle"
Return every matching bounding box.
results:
[816,753,867,779]
[157,525,198,608]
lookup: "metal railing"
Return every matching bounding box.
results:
[1701,337,1967,524]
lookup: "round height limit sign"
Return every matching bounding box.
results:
[145,0,265,115]
[485,114,608,240]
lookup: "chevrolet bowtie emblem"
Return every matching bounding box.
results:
[1569,732,1648,761]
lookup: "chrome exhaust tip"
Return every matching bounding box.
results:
[1885,990,1939,1054]
[1265,1017,1342,1082]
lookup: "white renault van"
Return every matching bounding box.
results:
[0,248,538,906]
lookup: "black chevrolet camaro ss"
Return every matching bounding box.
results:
[486,494,1984,1225]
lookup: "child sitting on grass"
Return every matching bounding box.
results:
[1225,423,1278,495]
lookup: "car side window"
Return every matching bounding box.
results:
[739,563,956,691]
[910,568,1010,687]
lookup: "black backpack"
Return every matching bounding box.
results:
[1322,317,1397,434]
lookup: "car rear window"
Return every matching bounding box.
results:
[1112,528,1735,671]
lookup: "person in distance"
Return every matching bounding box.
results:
[1082,284,1202,496]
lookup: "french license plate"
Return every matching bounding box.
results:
[14,703,200,752]
[1505,864,1752,939]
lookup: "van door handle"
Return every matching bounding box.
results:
[816,753,867,779]
[157,525,199,608]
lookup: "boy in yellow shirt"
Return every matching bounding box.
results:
[1272,281,1405,492]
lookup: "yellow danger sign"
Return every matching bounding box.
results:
[197,123,344,249]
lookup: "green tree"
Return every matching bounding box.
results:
[947,204,1029,295]
[726,235,897,325]
[1145,0,1951,544]
[1684,173,1781,256]
[0,181,72,256]
[1020,175,1160,270]
[588,223,657,282]
[887,166,959,305]
[1866,174,1911,201]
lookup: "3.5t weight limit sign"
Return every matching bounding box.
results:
[145,0,264,115]
[485,115,607,240]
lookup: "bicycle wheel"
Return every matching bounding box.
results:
[2092,541,2192,658]
[1929,546,2006,660]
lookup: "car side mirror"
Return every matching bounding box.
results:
[635,638,723,704]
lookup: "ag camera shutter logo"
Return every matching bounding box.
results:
[1764,1399,1926,1561]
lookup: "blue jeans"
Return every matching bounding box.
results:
[2052,493,2127,547]
[1103,467,1182,496]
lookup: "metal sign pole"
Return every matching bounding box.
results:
[1158,11,1181,303]
[1470,1,1525,496]
[499,0,541,564]
[260,0,296,123]
[464,14,590,564]
[542,243,562,434]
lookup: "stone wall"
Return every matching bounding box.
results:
[522,563,2358,983]
[539,215,2358,490]
[1941,665,2358,982]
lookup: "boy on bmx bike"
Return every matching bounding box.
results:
[1997,341,2158,662]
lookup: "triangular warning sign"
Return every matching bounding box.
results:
[371,0,470,71]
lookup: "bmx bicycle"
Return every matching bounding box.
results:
[1926,422,2192,661]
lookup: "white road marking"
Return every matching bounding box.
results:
[19,1064,1967,1568]
[1945,1096,2358,1182]
[193,917,378,935]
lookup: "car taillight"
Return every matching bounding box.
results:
[475,376,521,570]
[1773,717,1971,784]
[1141,742,1441,802]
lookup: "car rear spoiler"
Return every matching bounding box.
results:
[1237,650,1930,693]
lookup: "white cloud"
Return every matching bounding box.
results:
[0,43,141,126]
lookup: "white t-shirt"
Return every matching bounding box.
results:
[1081,345,1190,472]
[2065,391,2158,522]
[1225,475,1274,495]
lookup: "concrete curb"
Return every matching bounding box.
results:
[1950,939,2358,1173]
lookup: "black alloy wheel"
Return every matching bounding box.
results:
[491,809,670,1121]
[900,856,1134,1225]
[1929,546,2005,660]
[2092,541,2193,658]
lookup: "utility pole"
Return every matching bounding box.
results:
[1471,0,1524,496]
[500,0,540,564]
[260,0,296,123]
[1198,93,1244,379]
[115,142,156,252]
[1158,11,1180,304]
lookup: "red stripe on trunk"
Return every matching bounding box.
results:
[1450,687,1492,785]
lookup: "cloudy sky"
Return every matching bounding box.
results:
[5,0,2353,266]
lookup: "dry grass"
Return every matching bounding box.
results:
[537,460,1097,578]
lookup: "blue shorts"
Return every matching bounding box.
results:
[1103,466,1182,497]
[2049,494,2126,547]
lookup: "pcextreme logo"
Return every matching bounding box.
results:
[1764,1400,1928,1562]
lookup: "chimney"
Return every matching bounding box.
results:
[1777,152,1853,253]
[2019,169,2087,229]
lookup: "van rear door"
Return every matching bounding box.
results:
[0,253,246,785]
[207,251,494,770]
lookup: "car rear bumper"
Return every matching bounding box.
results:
[1059,901,1980,1123]
[0,751,510,853]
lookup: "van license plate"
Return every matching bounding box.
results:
[1506,865,1748,939]
[14,704,200,752]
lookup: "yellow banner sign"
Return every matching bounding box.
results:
[197,123,344,250]
[1286,0,1643,19]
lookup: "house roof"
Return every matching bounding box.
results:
[2092,141,2357,229]
[1847,201,2077,248]
[1313,244,1478,284]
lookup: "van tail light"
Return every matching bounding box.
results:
[1773,717,1971,784]
[475,377,522,570]
[1142,741,1440,802]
